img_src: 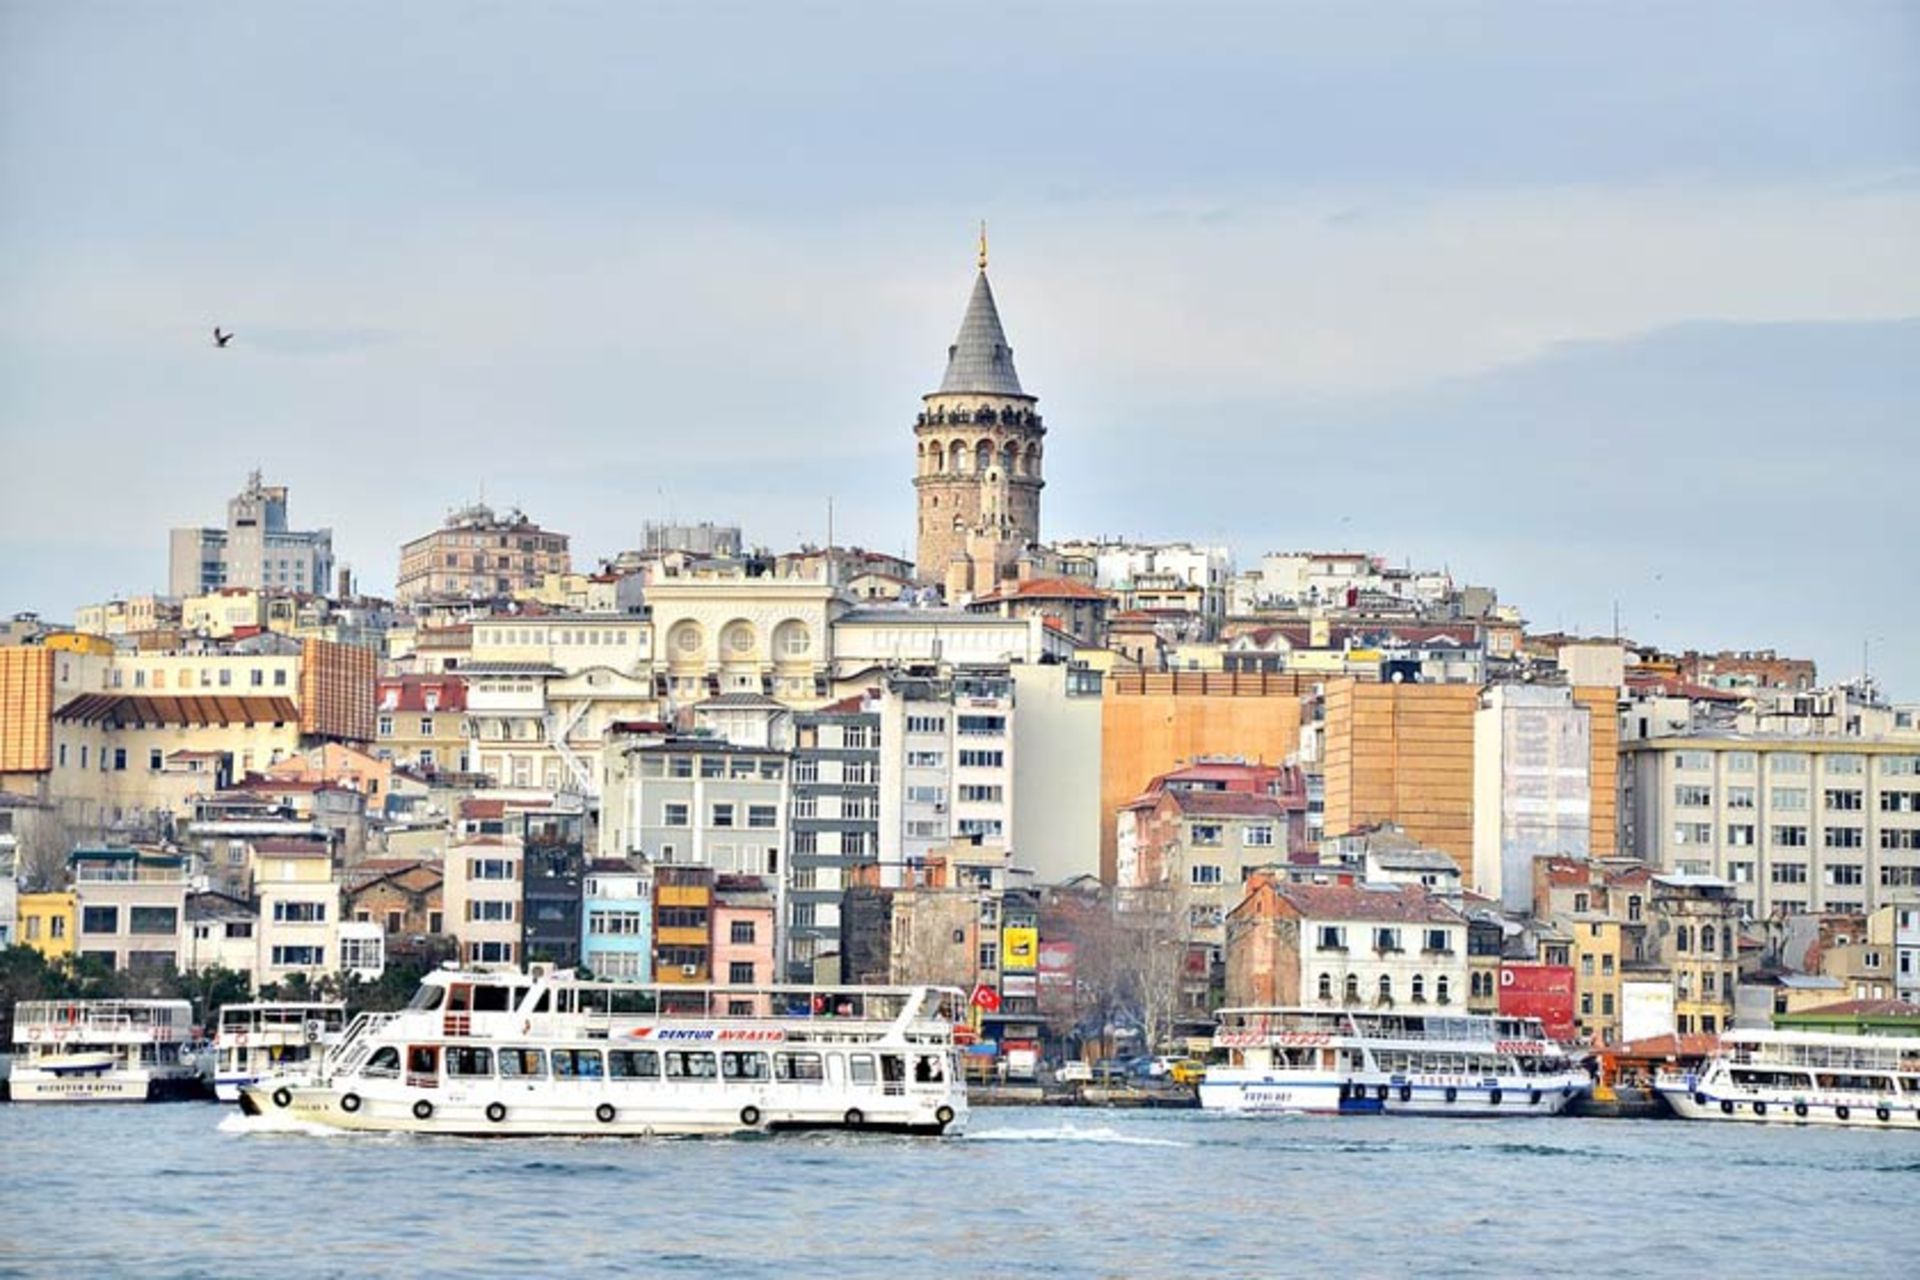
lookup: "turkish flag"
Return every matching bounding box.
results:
[971,984,1002,1012]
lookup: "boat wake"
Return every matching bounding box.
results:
[965,1123,1187,1148]
[217,1112,353,1138]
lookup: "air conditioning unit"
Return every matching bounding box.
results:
[680,964,698,977]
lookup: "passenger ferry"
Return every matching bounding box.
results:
[9,1000,203,1102]
[1657,1029,1920,1129]
[213,1002,347,1102]
[239,965,970,1138]
[1200,1007,1589,1116]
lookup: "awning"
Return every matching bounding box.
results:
[54,693,299,728]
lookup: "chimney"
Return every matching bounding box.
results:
[336,566,352,600]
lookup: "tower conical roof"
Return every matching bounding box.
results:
[936,271,1028,397]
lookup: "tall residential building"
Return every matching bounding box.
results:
[875,668,1017,883]
[395,503,571,605]
[1620,737,1920,918]
[789,697,881,981]
[1472,685,1594,913]
[169,472,335,598]
[912,239,1047,598]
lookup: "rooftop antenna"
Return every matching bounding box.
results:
[826,495,836,587]
[978,220,988,271]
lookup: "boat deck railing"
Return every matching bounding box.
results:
[14,1001,191,1038]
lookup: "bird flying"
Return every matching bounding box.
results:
[213,327,233,348]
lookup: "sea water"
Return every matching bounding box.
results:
[0,1104,1911,1277]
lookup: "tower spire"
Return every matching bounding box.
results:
[978,220,988,271]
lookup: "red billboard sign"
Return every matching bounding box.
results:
[1498,963,1576,1041]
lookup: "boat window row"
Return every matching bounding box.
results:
[363,1044,949,1086]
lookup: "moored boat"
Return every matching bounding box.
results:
[9,1000,202,1102]
[1656,1029,1920,1129]
[213,1002,347,1102]
[1199,1006,1590,1116]
[240,964,970,1137]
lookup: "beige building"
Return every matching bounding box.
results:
[1620,738,1920,918]
[254,841,340,987]
[396,502,571,605]
[70,847,189,973]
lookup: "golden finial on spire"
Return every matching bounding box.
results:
[978,220,988,271]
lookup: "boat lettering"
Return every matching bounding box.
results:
[626,1027,786,1042]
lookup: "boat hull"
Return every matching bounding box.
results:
[1659,1083,1920,1129]
[239,1077,967,1139]
[9,1068,201,1103]
[1200,1070,1588,1118]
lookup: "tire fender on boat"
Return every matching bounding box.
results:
[340,1092,362,1114]
[740,1105,762,1127]
[596,1103,616,1124]
[272,1087,293,1109]
[1489,1088,1503,1107]
[1444,1087,1458,1104]
[1753,1101,1768,1118]
[935,1105,956,1129]
[1398,1083,1412,1103]
[1835,1105,1850,1122]
[844,1107,865,1127]
[1529,1089,1542,1107]
[1876,1106,1891,1123]
[1719,1099,1734,1115]
[485,1102,508,1124]
[413,1099,434,1121]
[1793,1101,1808,1119]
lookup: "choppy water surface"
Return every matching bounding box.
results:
[1,1105,1912,1278]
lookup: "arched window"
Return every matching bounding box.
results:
[1675,925,1691,953]
[1436,975,1451,1006]
[948,441,966,473]
[1344,974,1360,1003]
[1411,974,1425,1003]
[1722,926,1734,955]
[975,440,993,474]
[1001,443,1019,475]
[1700,927,1716,953]
[1377,975,1392,1004]
[1317,973,1333,1002]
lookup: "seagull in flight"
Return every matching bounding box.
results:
[212,327,234,348]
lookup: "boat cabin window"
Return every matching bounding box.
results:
[848,1054,877,1085]
[446,985,472,1014]
[498,1048,547,1079]
[721,1051,769,1081]
[407,1046,440,1081]
[407,985,446,1012]
[529,990,551,1014]
[447,1047,494,1078]
[914,1055,946,1083]
[552,1049,605,1080]
[364,1047,402,1078]
[609,1049,661,1080]
[472,985,515,1013]
[775,1052,824,1082]
[663,1051,718,1080]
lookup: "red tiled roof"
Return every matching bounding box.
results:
[253,838,331,857]
[376,675,469,713]
[1167,790,1288,819]
[54,693,299,727]
[1612,1033,1721,1061]
[1270,882,1464,925]
[1788,999,1920,1019]
[460,798,507,820]
[972,577,1110,604]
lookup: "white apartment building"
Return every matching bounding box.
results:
[253,842,341,988]
[1473,685,1593,912]
[1621,739,1920,919]
[443,834,525,966]
[876,669,1016,885]
[1051,539,1234,634]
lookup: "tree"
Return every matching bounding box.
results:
[14,809,76,892]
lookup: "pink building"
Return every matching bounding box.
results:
[711,877,777,1012]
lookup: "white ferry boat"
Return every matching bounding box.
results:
[239,965,970,1138]
[213,1002,347,1102]
[9,1000,202,1102]
[1200,1007,1589,1117]
[1657,1029,1920,1129]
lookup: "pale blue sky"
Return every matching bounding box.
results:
[2,2,1916,692]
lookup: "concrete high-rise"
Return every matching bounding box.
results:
[912,233,1046,598]
[168,472,335,598]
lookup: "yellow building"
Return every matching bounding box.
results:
[16,891,76,960]
[183,588,270,638]
[1572,918,1626,1046]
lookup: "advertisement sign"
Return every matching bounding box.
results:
[1621,980,1676,1044]
[1037,942,1075,1009]
[1497,963,1576,1040]
[1001,926,1039,972]
[1002,973,1038,999]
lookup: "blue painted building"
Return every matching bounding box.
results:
[581,858,653,981]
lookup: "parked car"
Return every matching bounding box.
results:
[1146,1055,1186,1079]
[1091,1058,1133,1083]
[1055,1060,1092,1084]
[1168,1060,1206,1087]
